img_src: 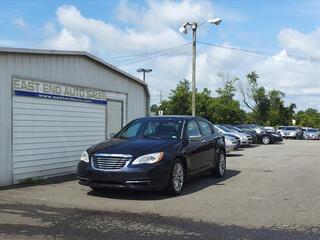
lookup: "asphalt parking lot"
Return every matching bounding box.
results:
[1,140,320,240]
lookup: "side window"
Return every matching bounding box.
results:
[186,120,201,138]
[198,120,213,137]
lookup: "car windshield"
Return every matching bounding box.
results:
[216,125,234,133]
[306,129,317,132]
[228,126,243,132]
[284,127,297,131]
[115,118,183,139]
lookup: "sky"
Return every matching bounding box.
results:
[0,0,320,111]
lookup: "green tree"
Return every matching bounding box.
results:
[240,72,270,124]
[196,88,213,120]
[295,108,320,128]
[241,71,296,126]
[150,104,159,114]
[210,74,246,124]
[159,79,191,115]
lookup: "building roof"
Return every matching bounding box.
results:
[0,47,149,97]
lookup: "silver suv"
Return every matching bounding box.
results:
[281,126,299,139]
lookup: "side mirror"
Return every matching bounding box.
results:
[109,133,116,139]
[188,135,202,141]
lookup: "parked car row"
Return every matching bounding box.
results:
[213,123,283,153]
[77,116,284,196]
[275,126,320,140]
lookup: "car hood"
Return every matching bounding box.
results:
[224,133,240,139]
[88,137,180,157]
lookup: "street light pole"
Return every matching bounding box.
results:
[137,68,152,82]
[179,18,222,116]
[191,23,197,116]
[142,71,146,82]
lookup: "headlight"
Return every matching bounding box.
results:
[225,138,232,145]
[132,152,164,165]
[272,133,279,137]
[255,128,262,134]
[80,151,89,163]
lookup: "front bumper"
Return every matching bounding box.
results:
[305,135,319,140]
[270,135,283,143]
[77,161,170,191]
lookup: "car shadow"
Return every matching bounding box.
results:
[0,174,77,191]
[227,153,243,157]
[242,144,259,148]
[86,169,241,201]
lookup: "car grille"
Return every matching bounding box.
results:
[92,154,132,171]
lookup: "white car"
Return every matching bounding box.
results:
[281,126,299,138]
[265,126,276,132]
[304,128,319,140]
[225,135,238,153]
[215,125,252,146]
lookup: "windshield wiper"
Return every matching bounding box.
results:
[141,135,159,139]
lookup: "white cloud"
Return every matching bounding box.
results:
[254,50,320,110]
[13,16,28,29]
[43,4,187,54]
[40,2,320,111]
[278,28,320,60]
[116,0,214,31]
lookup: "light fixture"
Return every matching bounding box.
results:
[207,18,222,25]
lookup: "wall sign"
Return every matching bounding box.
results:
[13,78,108,105]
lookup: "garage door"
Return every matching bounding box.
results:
[12,96,106,182]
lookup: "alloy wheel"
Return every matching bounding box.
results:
[172,162,184,192]
[262,136,270,144]
[218,154,226,176]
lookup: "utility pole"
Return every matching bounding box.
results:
[160,90,163,104]
[191,23,197,116]
[179,18,222,116]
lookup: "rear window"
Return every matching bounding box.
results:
[306,129,317,132]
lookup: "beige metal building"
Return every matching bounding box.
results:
[0,47,149,186]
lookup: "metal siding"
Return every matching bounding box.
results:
[0,53,13,186]
[0,52,146,186]
[107,101,123,138]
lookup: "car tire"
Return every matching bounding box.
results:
[262,136,271,145]
[166,159,185,195]
[211,151,226,178]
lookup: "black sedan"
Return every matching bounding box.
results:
[78,116,226,195]
[238,124,283,144]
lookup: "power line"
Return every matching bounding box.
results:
[106,42,192,59]
[198,41,272,56]
[198,41,320,65]
[116,42,192,67]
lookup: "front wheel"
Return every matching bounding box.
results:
[211,152,226,178]
[166,159,185,195]
[262,136,271,144]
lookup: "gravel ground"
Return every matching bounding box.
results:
[1,139,320,239]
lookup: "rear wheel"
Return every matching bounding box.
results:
[211,152,226,178]
[262,136,271,144]
[166,159,185,195]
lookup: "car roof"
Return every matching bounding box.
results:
[134,115,209,121]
